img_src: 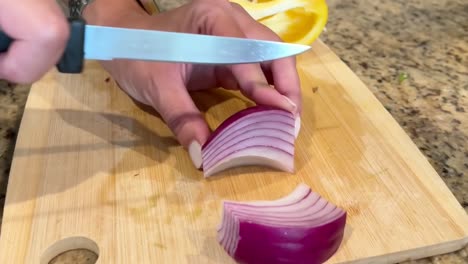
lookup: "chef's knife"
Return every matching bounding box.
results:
[0,18,310,74]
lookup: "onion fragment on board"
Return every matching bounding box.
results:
[217,183,347,264]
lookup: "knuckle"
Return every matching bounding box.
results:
[192,0,227,17]
[240,83,256,97]
[230,2,246,13]
[191,0,230,32]
[165,112,204,137]
[227,2,283,42]
[248,20,282,41]
[37,16,70,47]
[257,24,283,42]
[268,31,283,42]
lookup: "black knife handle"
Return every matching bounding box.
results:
[57,17,86,73]
[0,17,86,74]
[0,30,13,53]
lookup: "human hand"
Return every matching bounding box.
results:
[0,0,70,83]
[83,0,302,168]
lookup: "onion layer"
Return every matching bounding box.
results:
[217,184,347,264]
[202,106,297,177]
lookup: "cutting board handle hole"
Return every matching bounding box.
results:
[40,236,99,264]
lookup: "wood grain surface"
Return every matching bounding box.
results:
[0,40,466,264]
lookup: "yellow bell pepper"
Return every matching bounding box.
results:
[231,0,328,45]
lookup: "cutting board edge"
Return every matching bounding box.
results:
[334,236,468,264]
[311,39,468,220]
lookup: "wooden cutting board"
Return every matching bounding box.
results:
[0,40,466,264]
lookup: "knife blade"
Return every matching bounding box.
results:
[0,18,310,74]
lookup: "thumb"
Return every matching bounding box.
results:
[0,1,69,83]
[147,72,211,169]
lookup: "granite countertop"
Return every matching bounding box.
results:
[0,0,466,263]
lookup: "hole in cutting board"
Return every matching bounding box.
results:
[48,249,98,264]
[40,236,99,264]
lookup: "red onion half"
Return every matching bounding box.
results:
[201,106,297,177]
[217,184,347,264]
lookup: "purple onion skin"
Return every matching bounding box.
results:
[202,105,294,150]
[231,213,347,264]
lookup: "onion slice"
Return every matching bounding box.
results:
[202,106,297,177]
[217,183,347,264]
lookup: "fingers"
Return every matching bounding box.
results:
[268,57,302,115]
[145,67,211,168]
[0,0,69,83]
[229,2,303,115]
[100,58,211,169]
[230,64,297,113]
[194,0,297,113]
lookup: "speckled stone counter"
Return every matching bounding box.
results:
[0,0,466,263]
[321,0,467,211]
[318,0,467,262]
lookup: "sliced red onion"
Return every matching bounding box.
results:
[201,106,297,177]
[203,123,294,161]
[217,184,347,264]
[203,136,294,170]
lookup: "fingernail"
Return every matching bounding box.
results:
[282,95,297,113]
[294,116,301,138]
[188,140,202,169]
